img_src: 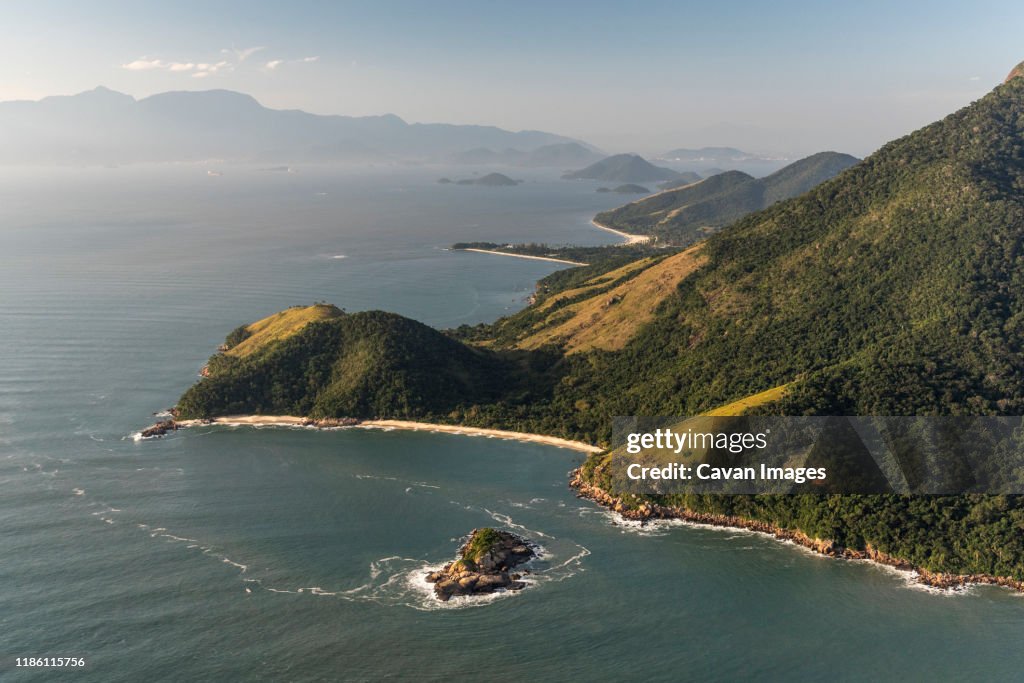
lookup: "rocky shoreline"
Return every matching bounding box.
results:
[137,415,362,438]
[135,415,602,452]
[426,528,536,602]
[569,469,1024,594]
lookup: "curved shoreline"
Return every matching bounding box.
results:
[458,248,587,266]
[569,470,1024,595]
[164,415,603,454]
[590,218,652,245]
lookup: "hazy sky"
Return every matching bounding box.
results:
[2,0,1022,156]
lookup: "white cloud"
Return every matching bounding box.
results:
[123,55,231,77]
[122,58,176,71]
[263,56,321,72]
[232,46,265,62]
[193,61,229,77]
[123,47,289,78]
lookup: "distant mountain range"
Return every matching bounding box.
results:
[562,154,683,182]
[0,87,585,165]
[595,151,859,244]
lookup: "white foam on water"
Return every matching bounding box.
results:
[221,558,248,573]
[588,505,979,596]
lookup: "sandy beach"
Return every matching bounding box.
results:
[172,415,603,454]
[460,248,586,266]
[590,219,651,245]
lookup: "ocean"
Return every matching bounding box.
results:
[3,165,1024,681]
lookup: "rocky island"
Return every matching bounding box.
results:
[454,172,522,186]
[596,184,650,194]
[426,528,536,601]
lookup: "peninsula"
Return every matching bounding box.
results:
[164,64,1024,593]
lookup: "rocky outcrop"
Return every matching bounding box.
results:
[301,417,362,428]
[569,469,1024,594]
[426,528,536,601]
[138,415,363,438]
[139,420,178,438]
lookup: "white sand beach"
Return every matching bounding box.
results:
[590,219,651,245]
[460,248,586,266]
[173,415,603,454]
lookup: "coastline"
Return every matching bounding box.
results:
[458,248,587,266]
[590,218,651,245]
[162,415,603,454]
[569,469,1024,595]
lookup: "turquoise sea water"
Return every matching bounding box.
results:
[3,166,1024,681]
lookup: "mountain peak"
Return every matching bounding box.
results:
[1005,60,1024,84]
[56,86,135,104]
[562,153,681,182]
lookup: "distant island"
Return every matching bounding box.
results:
[596,184,650,194]
[562,153,682,183]
[441,172,522,186]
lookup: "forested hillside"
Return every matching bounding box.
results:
[595,152,859,245]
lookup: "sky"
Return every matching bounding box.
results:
[1,0,1022,156]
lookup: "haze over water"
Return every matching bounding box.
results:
[3,166,1024,681]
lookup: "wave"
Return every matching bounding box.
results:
[586,505,976,595]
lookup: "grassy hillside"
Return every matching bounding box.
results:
[178,310,555,421]
[596,152,859,245]
[508,246,705,353]
[224,304,344,358]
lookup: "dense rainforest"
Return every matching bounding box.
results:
[177,65,1024,581]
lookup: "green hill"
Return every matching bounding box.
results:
[596,152,859,245]
[177,308,549,420]
[176,67,1024,581]
[562,153,681,182]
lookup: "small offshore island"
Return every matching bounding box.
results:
[437,172,522,186]
[426,528,536,601]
